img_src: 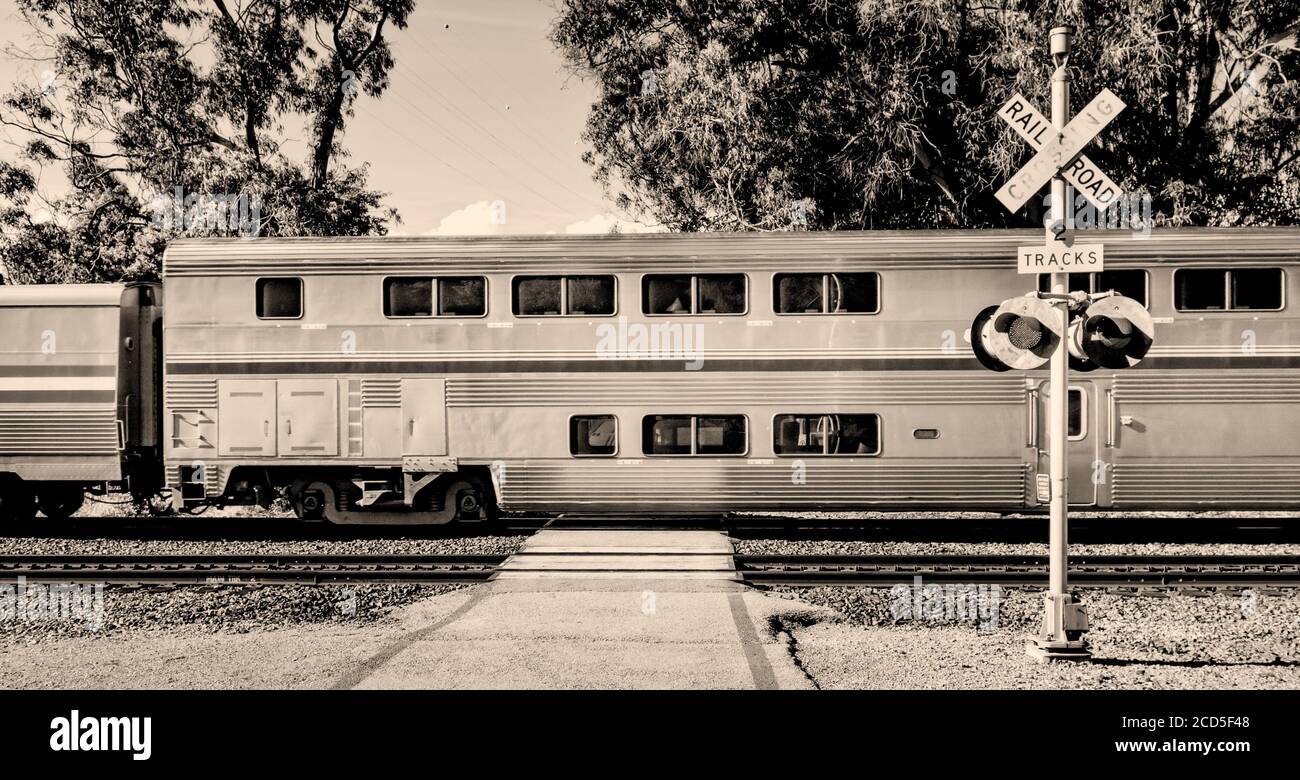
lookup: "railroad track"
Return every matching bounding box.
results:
[0,554,506,585]
[735,554,1300,588]
[1,552,1298,588]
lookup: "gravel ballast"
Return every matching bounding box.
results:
[734,537,1300,557]
[768,587,1300,689]
[0,532,526,557]
[0,583,465,643]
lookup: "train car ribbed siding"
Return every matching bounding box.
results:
[156,228,1300,516]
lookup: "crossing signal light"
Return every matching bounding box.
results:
[972,293,1152,371]
[971,295,1063,371]
[1074,295,1154,368]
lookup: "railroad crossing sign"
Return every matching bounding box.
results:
[1016,239,1103,274]
[994,88,1126,213]
[998,94,1124,212]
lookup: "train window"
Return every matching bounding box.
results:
[514,276,562,315]
[256,277,302,319]
[514,275,616,316]
[384,277,434,317]
[697,275,746,314]
[1068,389,1084,440]
[1175,269,1226,310]
[643,414,747,455]
[437,277,487,316]
[567,276,616,315]
[775,273,879,314]
[1038,270,1147,307]
[696,415,747,454]
[1231,268,1284,310]
[774,414,881,456]
[570,415,617,456]
[643,274,746,315]
[1096,271,1148,306]
[1175,268,1283,311]
[776,274,823,313]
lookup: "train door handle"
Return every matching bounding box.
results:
[1105,390,1115,448]
[263,420,270,437]
[408,419,415,436]
[286,419,293,436]
[1027,389,1039,448]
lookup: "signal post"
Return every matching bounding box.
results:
[980,26,1154,662]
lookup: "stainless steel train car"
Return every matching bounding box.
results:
[141,227,1300,523]
[0,283,163,522]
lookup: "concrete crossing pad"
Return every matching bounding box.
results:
[494,528,738,580]
[331,528,826,689]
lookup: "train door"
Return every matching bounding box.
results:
[1035,380,1098,506]
[277,379,339,456]
[400,378,447,456]
[217,379,277,456]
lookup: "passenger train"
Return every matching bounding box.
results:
[0,227,1296,524]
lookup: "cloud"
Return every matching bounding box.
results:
[427,200,509,235]
[563,213,664,234]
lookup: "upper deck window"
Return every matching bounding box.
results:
[256,277,303,319]
[438,277,487,316]
[1038,270,1148,307]
[775,273,880,314]
[384,277,434,317]
[514,275,616,316]
[1175,268,1283,311]
[643,274,746,315]
[383,276,486,317]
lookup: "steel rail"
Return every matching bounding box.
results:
[733,553,1300,588]
[0,554,508,585]
[2,552,1298,588]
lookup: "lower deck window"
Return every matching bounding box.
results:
[643,415,747,455]
[774,414,880,456]
[571,415,617,456]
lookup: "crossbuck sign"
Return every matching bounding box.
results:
[994,88,1126,213]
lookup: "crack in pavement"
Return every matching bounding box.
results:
[331,589,488,690]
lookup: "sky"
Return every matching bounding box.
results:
[0,0,655,235]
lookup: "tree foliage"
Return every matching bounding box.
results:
[551,0,1300,231]
[0,0,411,284]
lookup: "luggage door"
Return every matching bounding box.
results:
[278,379,339,456]
[217,380,277,456]
[400,378,447,456]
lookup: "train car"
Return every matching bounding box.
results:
[0,283,164,522]
[157,227,1300,522]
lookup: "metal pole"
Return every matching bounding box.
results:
[1028,24,1091,661]
[1048,30,1069,615]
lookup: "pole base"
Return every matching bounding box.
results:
[1025,638,1093,663]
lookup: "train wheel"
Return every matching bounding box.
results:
[446,480,484,522]
[37,486,85,520]
[0,476,38,527]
